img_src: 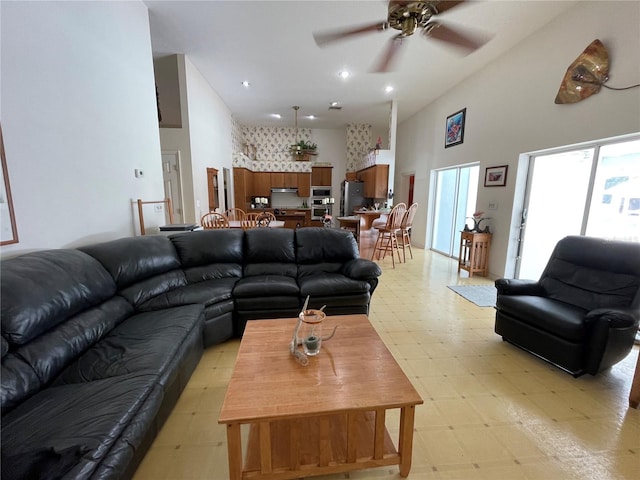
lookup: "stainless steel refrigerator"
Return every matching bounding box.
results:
[340,181,365,216]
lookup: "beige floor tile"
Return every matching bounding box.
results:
[133,247,640,480]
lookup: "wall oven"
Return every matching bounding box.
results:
[311,186,333,220]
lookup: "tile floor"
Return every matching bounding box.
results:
[133,244,639,480]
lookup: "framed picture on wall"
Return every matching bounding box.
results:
[0,123,19,245]
[484,165,508,187]
[445,108,466,148]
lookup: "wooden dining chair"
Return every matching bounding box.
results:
[224,208,245,221]
[396,202,418,262]
[200,212,230,229]
[137,198,174,235]
[370,202,406,268]
[241,212,260,230]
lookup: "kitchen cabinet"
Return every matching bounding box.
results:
[357,164,389,199]
[297,173,311,197]
[311,167,332,186]
[233,168,252,211]
[253,172,272,197]
[271,172,299,189]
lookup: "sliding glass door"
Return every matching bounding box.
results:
[431,164,479,257]
[518,137,639,279]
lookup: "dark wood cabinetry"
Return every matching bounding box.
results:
[253,172,271,197]
[311,167,332,186]
[233,168,252,211]
[297,173,311,197]
[357,164,389,198]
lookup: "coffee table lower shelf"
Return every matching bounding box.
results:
[236,409,410,480]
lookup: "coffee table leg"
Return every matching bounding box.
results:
[226,423,243,480]
[398,405,416,477]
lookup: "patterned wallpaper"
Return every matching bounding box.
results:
[346,123,378,172]
[230,122,378,173]
[231,125,314,172]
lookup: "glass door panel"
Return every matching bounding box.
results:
[586,139,640,242]
[431,164,479,257]
[517,136,639,280]
[518,149,593,279]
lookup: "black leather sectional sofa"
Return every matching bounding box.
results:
[1,227,382,480]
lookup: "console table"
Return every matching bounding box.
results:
[458,231,492,277]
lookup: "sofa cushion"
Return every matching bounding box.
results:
[1,249,116,346]
[233,275,299,297]
[137,278,238,312]
[80,236,181,290]
[1,297,133,414]
[244,228,296,264]
[296,228,359,264]
[54,305,203,386]
[169,229,244,267]
[298,273,371,297]
[1,373,163,480]
[496,295,588,342]
[540,235,640,311]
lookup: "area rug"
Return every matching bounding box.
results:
[447,285,497,307]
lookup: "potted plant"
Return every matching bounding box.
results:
[290,140,318,161]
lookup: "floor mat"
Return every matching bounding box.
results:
[447,285,497,307]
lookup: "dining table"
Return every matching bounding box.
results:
[228,220,285,229]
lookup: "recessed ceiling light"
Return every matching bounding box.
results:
[329,101,339,107]
[385,85,394,93]
[241,81,250,87]
[271,113,282,119]
[338,71,350,79]
[306,115,316,120]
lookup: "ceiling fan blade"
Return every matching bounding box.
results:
[423,21,491,54]
[371,34,404,73]
[313,21,388,47]
[430,1,467,15]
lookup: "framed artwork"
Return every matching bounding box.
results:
[445,108,466,148]
[484,165,508,187]
[0,123,19,245]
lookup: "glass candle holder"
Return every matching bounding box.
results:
[298,309,326,356]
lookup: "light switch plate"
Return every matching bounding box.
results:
[488,202,498,210]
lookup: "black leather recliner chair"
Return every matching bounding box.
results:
[494,235,640,376]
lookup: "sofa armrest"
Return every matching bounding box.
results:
[342,259,382,280]
[585,308,640,329]
[585,307,640,375]
[495,278,544,296]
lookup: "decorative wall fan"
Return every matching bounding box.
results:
[313,0,491,72]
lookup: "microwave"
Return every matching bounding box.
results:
[311,186,332,198]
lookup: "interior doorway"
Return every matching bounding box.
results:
[431,163,479,257]
[161,151,183,223]
[517,136,640,279]
[207,168,219,212]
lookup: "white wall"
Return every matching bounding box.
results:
[183,57,233,222]
[1,1,164,257]
[312,128,347,194]
[395,1,640,277]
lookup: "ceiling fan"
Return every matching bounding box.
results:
[313,1,491,72]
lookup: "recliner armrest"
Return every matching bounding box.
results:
[341,259,382,280]
[585,308,640,329]
[495,278,544,296]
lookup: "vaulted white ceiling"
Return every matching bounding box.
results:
[146,0,577,129]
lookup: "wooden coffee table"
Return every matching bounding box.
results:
[218,314,423,480]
